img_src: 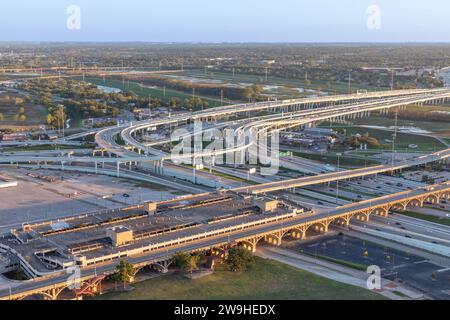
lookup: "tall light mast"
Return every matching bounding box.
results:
[391,110,398,167]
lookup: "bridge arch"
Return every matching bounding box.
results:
[439,191,450,200]
[239,236,264,253]
[351,212,370,222]
[306,221,329,234]
[407,198,423,208]
[287,228,306,240]
[425,194,439,204]
[371,207,389,217]
[263,234,282,246]
[332,217,350,227]
[391,202,407,212]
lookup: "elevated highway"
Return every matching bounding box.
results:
[95,88,450,158]
[233,149,450,194]
[1,181,449,300]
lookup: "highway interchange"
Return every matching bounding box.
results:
[1,86,450,299]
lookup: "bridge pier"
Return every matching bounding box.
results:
[264,234,282,246]
[333,217,350,227]
[211,248,226,259]
[308,223,328,234]
[240,239,257,253]
[354,213,370,222]
[290,229,306,240]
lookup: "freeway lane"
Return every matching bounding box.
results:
[96,89,450,160]
[2,148,449,195]
[233,149,450,194]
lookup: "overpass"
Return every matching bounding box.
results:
[232,149,450,194]
[94,89,450,167]
[0,181,449,300]
[0,140,84,148]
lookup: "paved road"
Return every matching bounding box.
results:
[256,246,417,300]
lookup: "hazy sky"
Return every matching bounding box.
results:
[1,0,449,42]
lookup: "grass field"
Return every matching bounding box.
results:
[183,69,378,95]
[0,93,47,128]
[352,115,450,138]
[290,150,380,167]
[97,257,385,300]
[319,123,447,152]
[82,77,228,108]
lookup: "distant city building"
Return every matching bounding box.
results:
[304,127,336,138]
[134,108,153,120]
[0,132,27,142]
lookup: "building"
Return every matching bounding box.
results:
[304,127,336,138]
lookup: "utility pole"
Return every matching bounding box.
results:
[148,94,151,117]
[391,110,398,167]
[391,70,395,91]
[336,153,342,204]
[348,70,352,94]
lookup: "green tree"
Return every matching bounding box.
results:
[46,114,54,126]
[172,252,191,269]
[225,246,255,272]
[169,97,181,108]
[111,260,135,288]
[186,255,201,274]
[172,252,203,274]
[18,114,26,122]
[14,97,24,105]
[243,87,254,101]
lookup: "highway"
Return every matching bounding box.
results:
[233,148,450,194]
[1,181,449,300]
[1,88,450,299]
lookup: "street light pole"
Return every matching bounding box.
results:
[336,153,342,204]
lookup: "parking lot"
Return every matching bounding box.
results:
[0,167,185,232]
[294,234,450,299]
